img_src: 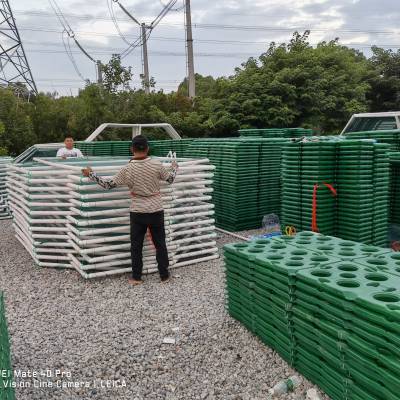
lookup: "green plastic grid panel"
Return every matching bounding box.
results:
[0,293,14,400]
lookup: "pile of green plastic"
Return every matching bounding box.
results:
[282,141,337,236]
[224,231,400,400]
[184,138,288,231]
[62,137,290,231]
[185,139,261,230]
[149,139,193,157]
[336,141,390,246]
[76,139,194,158]
[345,130,400,151]
[389,152,400,225]
[239,128,313,138]
[0,293,14,400]
[258,138,288,218]
[76,141,131,156]
[281,140,390,247]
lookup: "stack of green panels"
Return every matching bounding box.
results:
[213,140,260,231]
[336,141,390,246]
[389,152,400,224]
[257,138,288,219]
[76,140,194,158]
[284,128,314,138]
[345,130,400,151]
[281,141,337,235]
[239,128,286,138]
[239,128,313,138]
[224,238,333,364]
[149,139,193,157]
[336,140,375,244]
[185,138,287,231]
[0,293,14,400]
[76,141,131,156]
[295,262,400,400]
[279,231,389,261]
[372,144,391,246]
[224,231,400,400]
[281,140,390,246]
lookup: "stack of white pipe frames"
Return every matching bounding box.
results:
[0,157,13,220]
[7,157,219,279]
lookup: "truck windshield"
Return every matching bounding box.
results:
[344,116,397,133]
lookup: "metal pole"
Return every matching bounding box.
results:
[185,0,195,98]
[141,23,150,94]
[96,60,103,85]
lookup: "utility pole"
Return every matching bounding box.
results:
[113,0,177,94]
[96,60,103,85]
[141,23,150,94]
[0,0,38,94]
[185,0,195,98]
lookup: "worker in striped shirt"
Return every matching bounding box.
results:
[82,135,178,286]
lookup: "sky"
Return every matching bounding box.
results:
[7,0,400,96]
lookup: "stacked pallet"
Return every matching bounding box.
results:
[281,141,337,236]
[149,139,193,157]
[389,152,400,224]
[76,139,194,158]
[345,130,400,151]
[76,141,131,157]
[7,157,218,278]
[281,139,390,247]
[185,138,287,231]
[0,292,14,400]
[0,157,12,220]
[257,138,287,219]
[239,128,313,138]
[224,231,399,400]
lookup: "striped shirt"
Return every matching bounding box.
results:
[89,157,178,213]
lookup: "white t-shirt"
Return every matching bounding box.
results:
[56,147,84,158]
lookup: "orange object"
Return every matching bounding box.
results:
[312,183,337,233]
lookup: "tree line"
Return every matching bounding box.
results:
[0,32,399,156]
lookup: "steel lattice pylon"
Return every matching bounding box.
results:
[0,0,37,94]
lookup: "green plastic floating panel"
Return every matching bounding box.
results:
[281,139,390,247]
[0,293,15,400]
[224,235,400,400]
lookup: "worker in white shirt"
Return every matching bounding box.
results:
[57,135,84,159]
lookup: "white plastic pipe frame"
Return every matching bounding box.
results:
[0,157,13,219]
[7,156,219,278]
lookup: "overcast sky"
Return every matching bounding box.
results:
[9,0,400,96]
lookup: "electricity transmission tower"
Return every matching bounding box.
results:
[0,0,38,94]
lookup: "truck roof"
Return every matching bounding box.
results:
[351,112,400,117]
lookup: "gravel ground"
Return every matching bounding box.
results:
[0,220,329,400]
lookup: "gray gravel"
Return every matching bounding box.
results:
[0,220,329,400]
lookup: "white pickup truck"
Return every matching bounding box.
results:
[341,112,400,134]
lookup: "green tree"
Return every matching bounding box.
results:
[368,46,400,111]
[218,32,372,133]
[100,55,133,93]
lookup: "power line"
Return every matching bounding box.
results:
[11,8,387,23]
[13,12,400,36]
[26,48,396,57]
[110,0,178,93]
[48,0,99,83]
[19,36,400,49]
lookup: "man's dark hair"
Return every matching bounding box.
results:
[132,135,149,151]
[64,134,74,140]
